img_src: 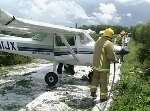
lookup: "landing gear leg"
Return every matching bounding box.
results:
[57,63,63,74]
[88,71,93,83]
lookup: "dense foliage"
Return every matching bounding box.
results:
[110,41,150,111]
[79,25,129,34]
[110,22,150,111]
[79,25,129,41]
[0,52,32,66]
[131,23,150,66]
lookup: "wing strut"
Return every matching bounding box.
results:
[60,36,78,63]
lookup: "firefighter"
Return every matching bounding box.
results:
[90,28,116,102]
[120,30,126,47]
[115,34,122,46]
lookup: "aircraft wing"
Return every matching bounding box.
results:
[0,9,84,35]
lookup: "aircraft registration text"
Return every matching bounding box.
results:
[0,41,18,51]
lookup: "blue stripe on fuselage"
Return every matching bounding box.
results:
[18,47,93,55]
[54,51,93,56]
[18,47,53,52]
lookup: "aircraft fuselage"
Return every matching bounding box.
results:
[0,33,94,66]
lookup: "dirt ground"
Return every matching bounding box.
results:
[0,60,121,111]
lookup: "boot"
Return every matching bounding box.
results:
[90,92,97,98]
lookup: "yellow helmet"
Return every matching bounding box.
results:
[103,28,114,38]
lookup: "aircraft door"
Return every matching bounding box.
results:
[76,33,94,65]
[54,33,77,65]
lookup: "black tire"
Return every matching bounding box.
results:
[45,72,58,87]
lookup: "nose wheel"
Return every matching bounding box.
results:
[45,72,58,87]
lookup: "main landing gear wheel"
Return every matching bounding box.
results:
[45,72,58,87]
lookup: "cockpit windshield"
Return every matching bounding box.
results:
[79,32,95,45]
[89,32,99,41]
[79,34,90,44]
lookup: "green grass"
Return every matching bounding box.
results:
[110,40,150,111]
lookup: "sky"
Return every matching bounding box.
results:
[0,0,150,27]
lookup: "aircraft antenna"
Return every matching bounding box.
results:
[5,16,15,25]
[75,23,78,29]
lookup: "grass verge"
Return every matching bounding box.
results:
[110,40,150,111]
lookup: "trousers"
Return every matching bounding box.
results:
[90,70,109,99]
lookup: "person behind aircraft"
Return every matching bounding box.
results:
[57,63,75,75]
[115,34,122,46]
[90,28,117,102]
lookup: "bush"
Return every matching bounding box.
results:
[0,52,32,66]
[131,22,150,65]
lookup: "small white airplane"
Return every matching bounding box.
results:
[0,9,129,87]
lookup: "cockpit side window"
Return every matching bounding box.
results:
[55,35,65,46]
[55,34,75,46]
[64,34,75,46]
[79,34,90,44]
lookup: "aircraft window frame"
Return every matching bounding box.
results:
[79,34,90,45]
[55,34,76,47]
[55,35,65,46]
